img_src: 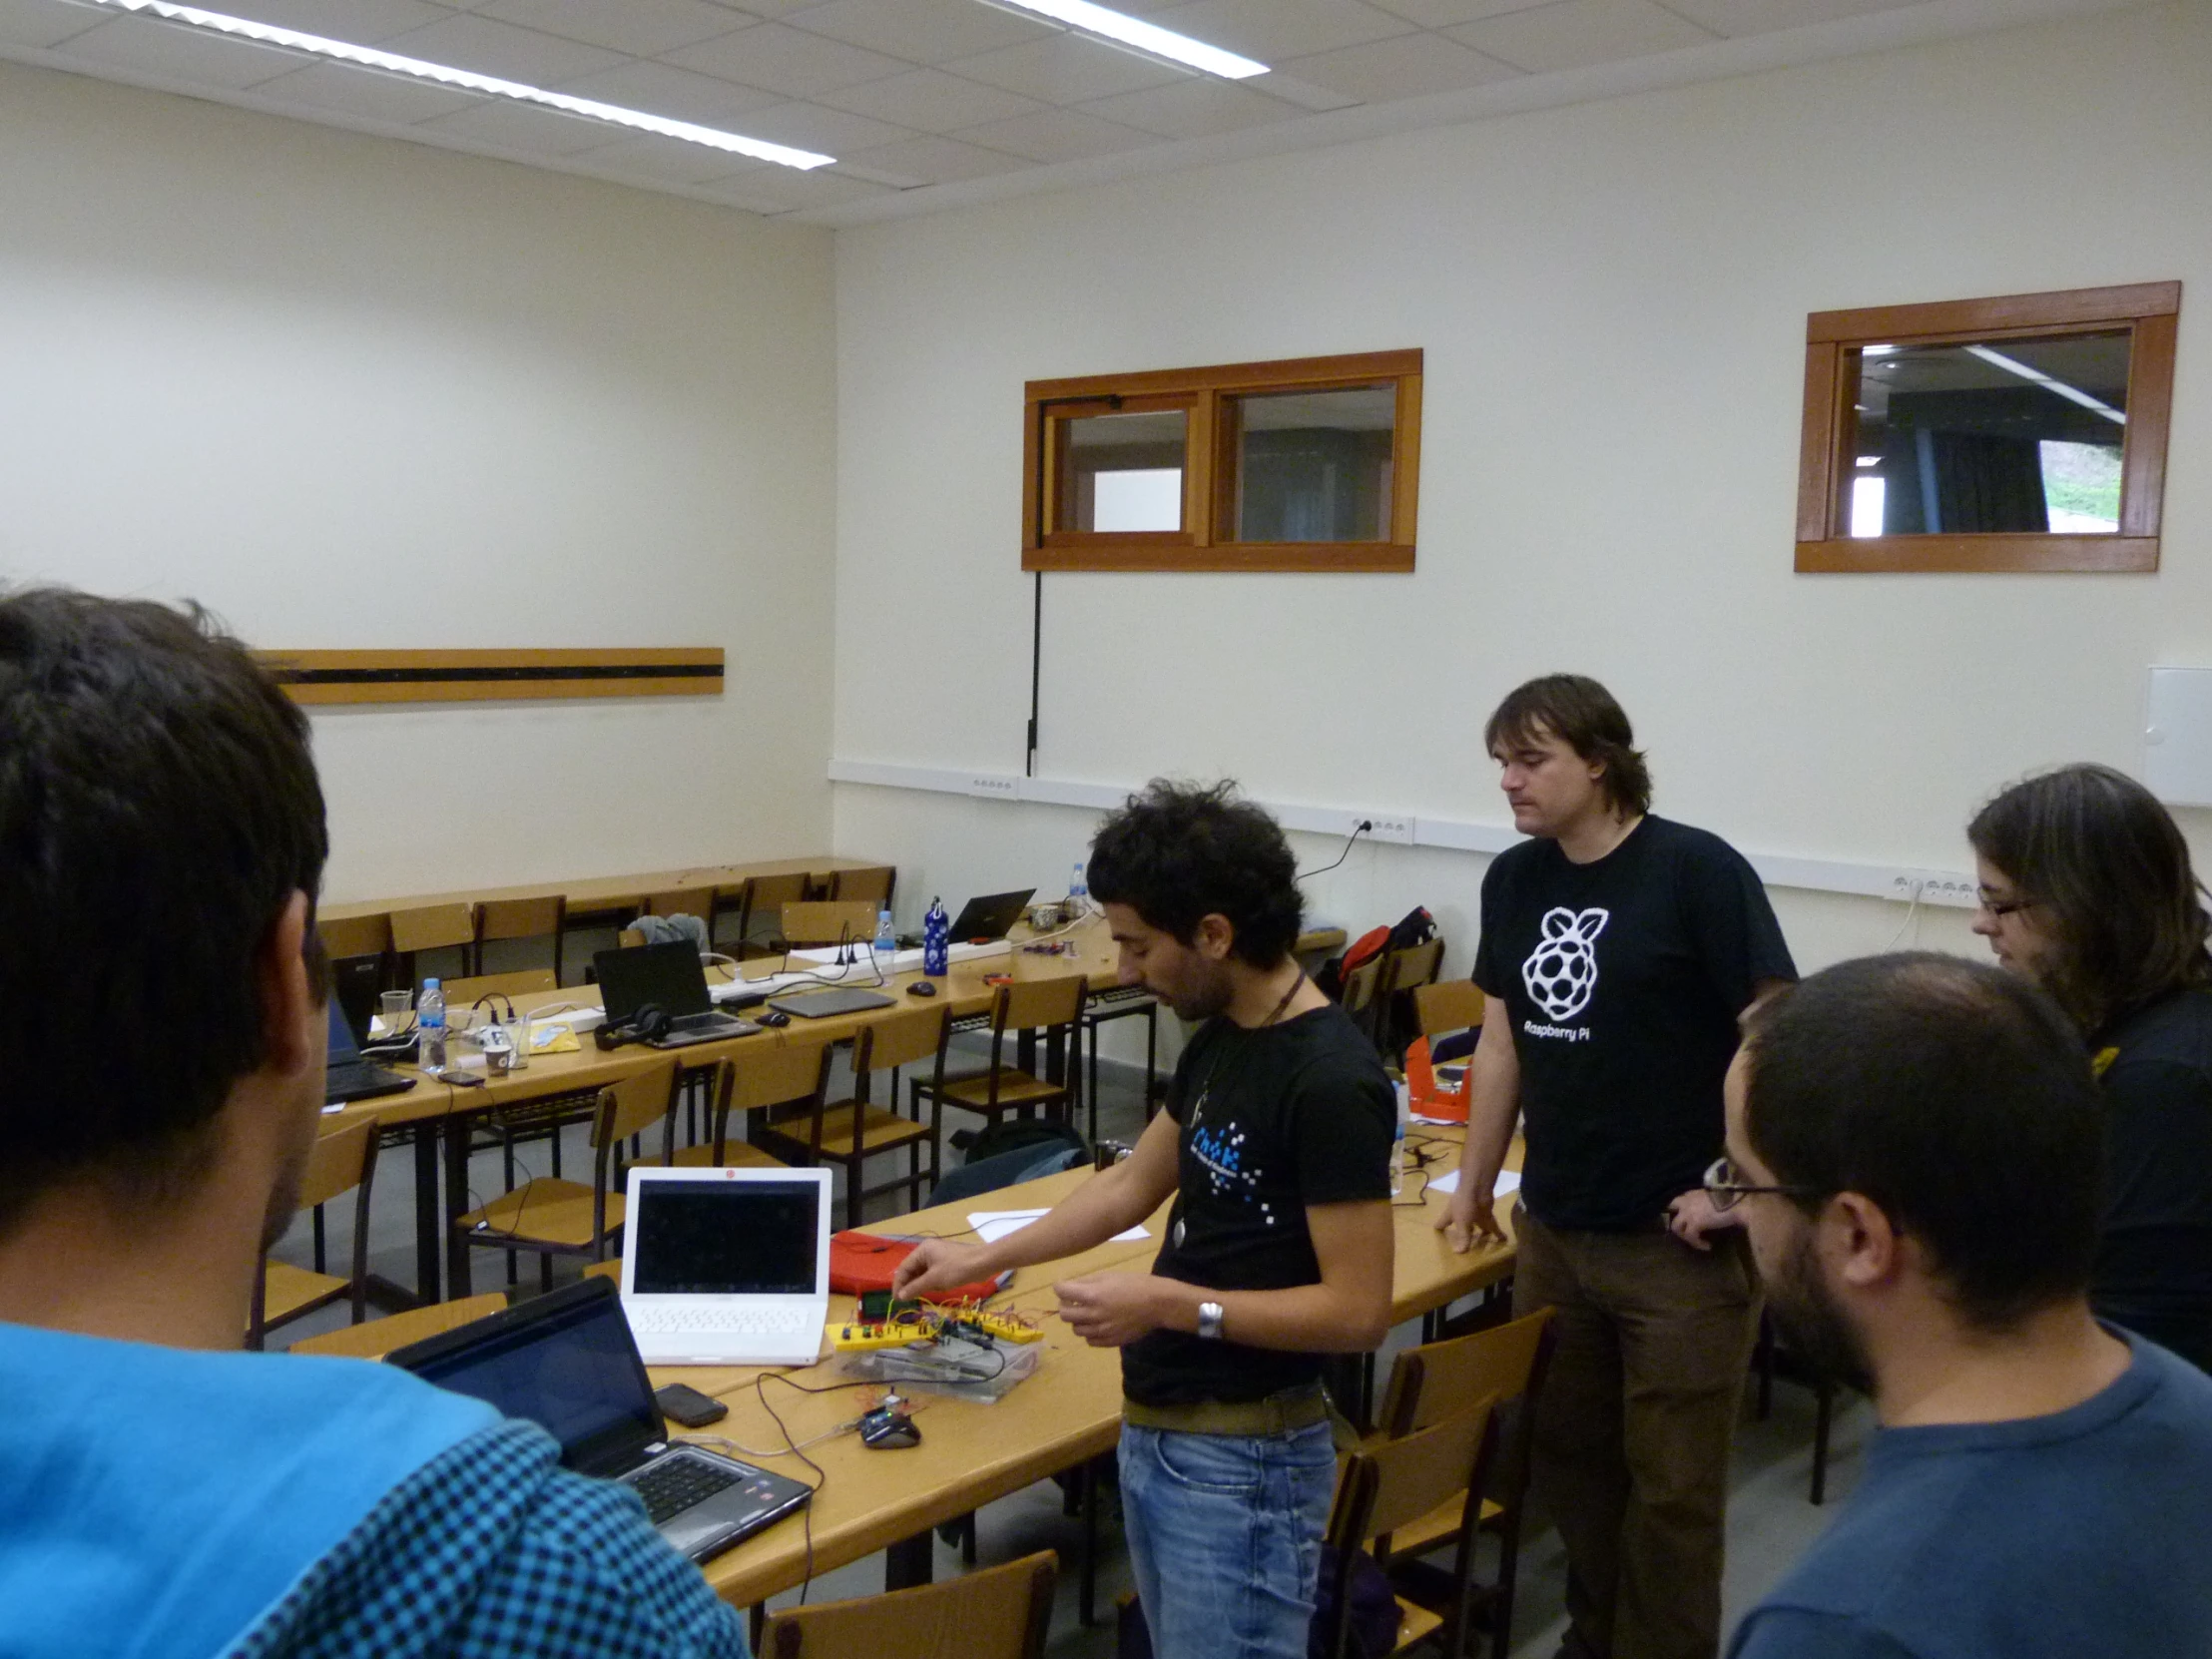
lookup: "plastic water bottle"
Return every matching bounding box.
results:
[1068,859,1089,919]
[417,977,448,1075]
[922,896,949,978]
[1390,1079,1410,1196]
[873,906,897,960]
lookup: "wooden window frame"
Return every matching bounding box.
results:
[1795,282,2179,574]
[1022,349,1421,573]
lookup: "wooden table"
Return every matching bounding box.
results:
[319,854,885,926]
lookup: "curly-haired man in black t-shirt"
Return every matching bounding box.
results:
[897,780,1394,1659]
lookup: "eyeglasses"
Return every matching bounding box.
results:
[1975,889,2035,918]
[1702,1156,1822,1213]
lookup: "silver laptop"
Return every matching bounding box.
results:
[620,1166,832,1366]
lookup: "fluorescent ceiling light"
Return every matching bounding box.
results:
[1963,343,2126,426]
[985,0,1268,79]
[78,0,834,169]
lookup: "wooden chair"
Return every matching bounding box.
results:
[912,974,1087,1147]
[1413,978,1484,1041]
[645,887,706,920]
[660,1050,814,1171]
[451,1057,680,1296]
[1341,955,1384,1047]
[317,911,391,980]
[1370,1309,1557,1659]
[761,1548,1056,1659]
[1322,1395,1499,1659]
[249,1120,377,1350]
[1377,937,1445,1057]
[830,864,895,907]
[390,901,476,986]
[736,870,810,958]
[287,1292,507,1360]
[782,899,880,949]
[474,893,566,984]
[756,1004,946,1228]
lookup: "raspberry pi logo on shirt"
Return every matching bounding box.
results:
[1523,907,1607,1021]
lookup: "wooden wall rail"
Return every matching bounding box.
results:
[257,648,724,705]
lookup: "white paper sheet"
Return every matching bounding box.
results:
[968,1208,1148,1246]
[1425,1168,1520,1200]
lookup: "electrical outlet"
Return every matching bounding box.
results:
[1356,814,1416,844]
[1889,870,1977,906]
[966,774,1019,801]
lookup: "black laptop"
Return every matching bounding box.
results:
[947,888,1036,943]
[388,1277,812,1564]
[323,999,415,1106]
[595,940,759,1048]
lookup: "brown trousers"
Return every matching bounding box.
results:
[1511,1209,1760,1659]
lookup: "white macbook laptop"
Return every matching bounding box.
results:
[620,1166,832,1366]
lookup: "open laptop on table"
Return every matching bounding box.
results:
[948,888,1035,943]
[387,1276,812,1564]
[596,939,759,1049]
[620,1166,832,1366]
[323,999,414,1106]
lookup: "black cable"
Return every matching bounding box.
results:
[753,1372,886,1605]
[1297,821,1370,881]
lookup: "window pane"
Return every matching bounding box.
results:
[1843,329,2129,534]
[1231,385,1395,543]
[1056,408,1186,533]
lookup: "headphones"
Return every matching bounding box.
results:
[593,1001,672,1050]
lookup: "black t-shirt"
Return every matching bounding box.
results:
[1472,816,1795,1233]
[1121,1002,1394,1407]
[2092,987,2212,1368]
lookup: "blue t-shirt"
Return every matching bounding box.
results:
[0,1321,498,1659]
[1727,1335,2212,1658]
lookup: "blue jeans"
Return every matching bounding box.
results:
[1119,1419,1338,1659]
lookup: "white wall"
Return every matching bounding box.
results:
[0,61,837,903]
[830,3,2210,996]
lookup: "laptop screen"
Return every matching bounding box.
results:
[325,998,363,1067]
[595,939,715,1022]
[394,1281,660,1477]
[631,1177,822,1297]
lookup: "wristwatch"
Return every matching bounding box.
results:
[1196,1301,1226,1341]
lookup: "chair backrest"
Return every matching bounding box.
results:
[644,888,703,919]
[857,1001,949,1075]
[288,1291,508,1360]
[390,901,475,954]
[830,864,895,906]
[743,870,811,933]
[298,1119,377,1211]
[782,900,879,948]
[617,927,646,949]
[1345,1394,1498,1544]
[593,1056,682,1152]
[1413,978,1484,1040]
[1382,936,1445,997]
[996,972,1087,1036]
[731,1041,834,1115]
[317,912,391,961]
[1340,955,1383,1015]
[475,893,564,943]
[763,1548,1056,1659]
[1378,1307,1556,1436]
[445,968,558,1004]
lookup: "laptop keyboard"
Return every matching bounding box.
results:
[629,1453,744,1525]
[627,1306,817,1339]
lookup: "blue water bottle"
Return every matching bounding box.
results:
[922,896,949,978]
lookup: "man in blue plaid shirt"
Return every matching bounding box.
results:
[0,588,750,1658]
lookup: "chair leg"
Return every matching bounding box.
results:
[540,1254,554,1295]
[311,1203,327,1275]
[1811,1382,1836,1505]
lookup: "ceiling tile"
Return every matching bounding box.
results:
[580,130,769,184]
[376,12,629,84]
[212,0,455,44]
[1145,0,1415,61]
[473,0,746,58]
[551,58,784,124]
[951,106,1159,165]
[0,0,107,50]
[1079,77,1303,140]
[1365,0,1552,24]
[415,96,630,153]
[814,66,1043,133]
[1661,0,1925,35]
[734,98,914,152]
[941,33,1191,104]
[54,15,310,88]
[777,0,1052,65]
[664,20,907,98]
[1446,0,1715,71]
[719,165,893,207]
[1282,30,1519,101]
[838,132,1029,185]
[253,61,487,122]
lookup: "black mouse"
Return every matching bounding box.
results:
[906,980,937,997]
[860,1408,920,1449]
[759,1009,792,1027]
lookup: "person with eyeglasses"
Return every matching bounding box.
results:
[1719,952,2212,1659]
[1966,764,2212,1372]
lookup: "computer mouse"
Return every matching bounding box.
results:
[906,981,937,997]
[860,1408,920,1450]
[759,1009,792,1028]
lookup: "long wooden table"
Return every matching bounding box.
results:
[319,854,886,926]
